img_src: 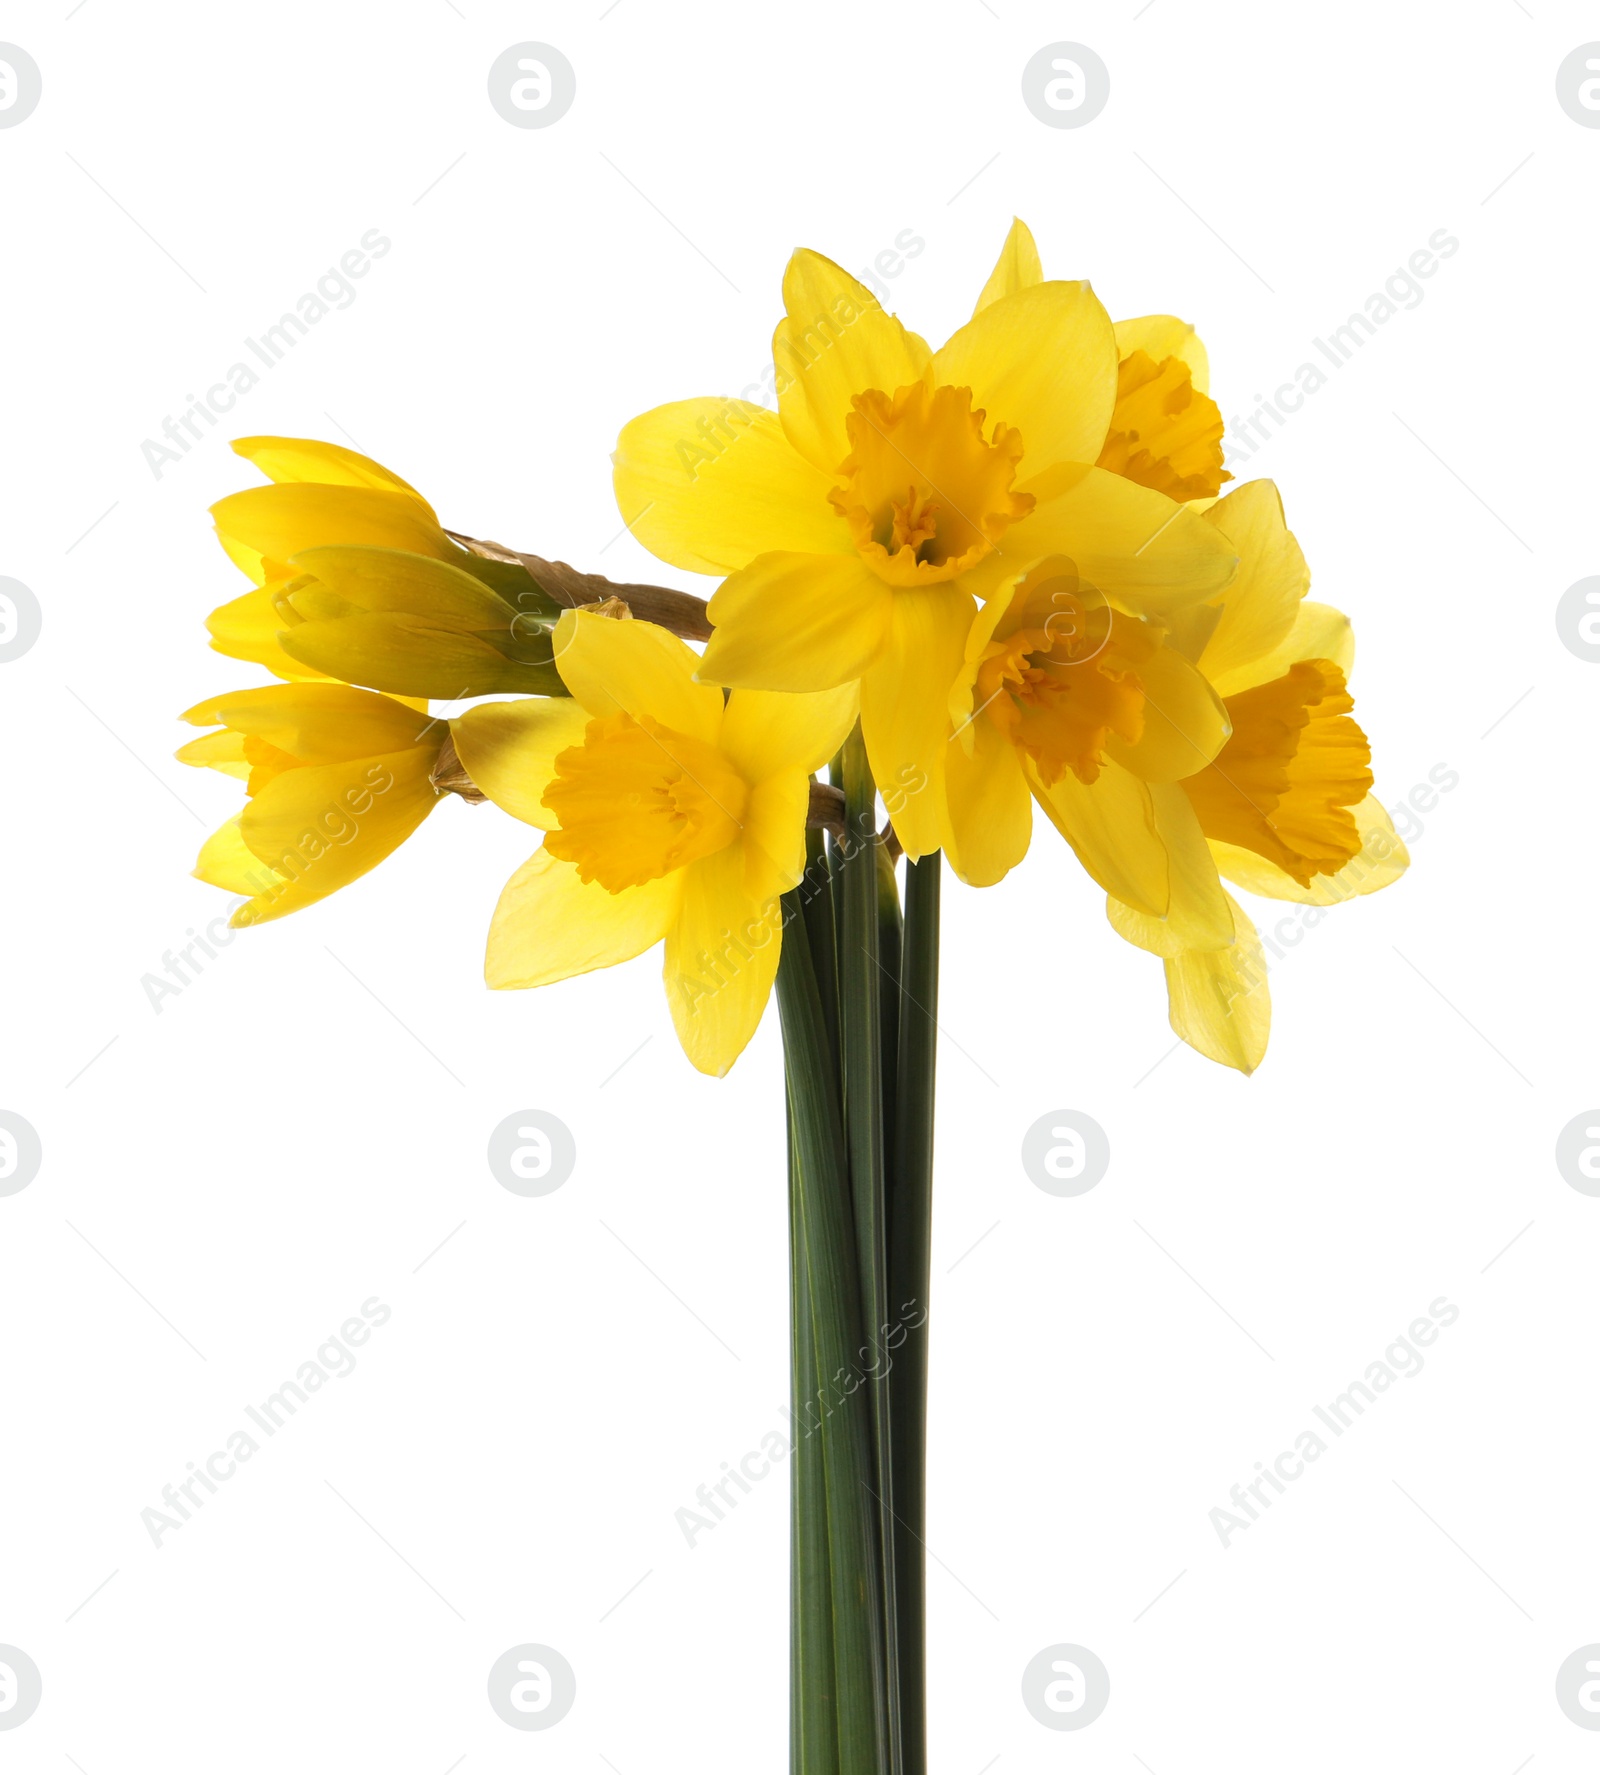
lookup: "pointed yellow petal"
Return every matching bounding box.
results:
[1027,755,1168,916]
[486,846,682,987]
[1210,600,1353,698]
[273,546,564,698]
[279,612,556,700]
[933,280,1118,471]
[206,583,333,682]
[211,484,455,583]
[290,546,514,626]
[553,609,724,742]
[1112,316,1211,393]
[1196,481,1309,686]
[231,436,435,514]
[701,553,893,692]
[175,730,251,779]
[972,218,1043,317]
[451,698,593,829]
[740,772,810,905]
[774,250,931,473]
[613,400,851,575]
[1105,643,1231,782]
[1008,463,1238,617]
[718,684,859,784]
[233,747,439,925]
[1209,794,1409,904]
[860,585,973,860]
[1162,892,1270,1074]
[1104,785,1231,953]
[180,683,432,762]
[195,817,281,895]
[944,717,1032,886]
[663,847,782,1076]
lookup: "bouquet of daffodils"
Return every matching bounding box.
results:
[180,220,1404,1771]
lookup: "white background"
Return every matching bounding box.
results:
[1,2,1594,1769]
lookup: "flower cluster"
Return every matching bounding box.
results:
[181,219,1404,1075]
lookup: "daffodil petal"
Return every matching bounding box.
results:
[741,772,810,904]
[664,846,782,1076]
[194,817,280,895]
[1009,463,1238,616]
[175,730,251,778]
[1209,794,1409,905]
[1105,644,1231,782]
[553,609,724,742]
[1196,481,1308,686]
[180,682,432,763]
[944,718,1032,886]
[1113,316,1210,393]
[206,583,332,682]
[613,399,851,575]
[701,553,893,692]
[972,218,1043,316]
[1027,755,1168,917]
[774,250,931,473]
[231,436,435,513]
[452,697,593,829]
[933,280,1118,470]
[860,585,973,860]
[211,484,455,583]
[278,612,557,700]
[1104,784,1231,953]
[233,747,439,925]
[948,583,1017,732]
[718,684,860,783]
[1163,892,1270,1074]
[486,846,682,987]
[1211,600,1353,698]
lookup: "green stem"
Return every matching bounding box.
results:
[875,839,903,1181]
[801,824,840,1069]
[838,728,902,1775]
[888,853,940,1775]
[789,1076,839,1775]
[778,895,889,1775]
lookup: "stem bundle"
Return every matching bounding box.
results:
[778,726,940,1775]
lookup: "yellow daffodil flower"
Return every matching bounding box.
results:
[1105,479,1408,1072]
[612,243,1238,858]
[973,217,1231,506]
[454,610,857,1076]
[943,555,1231,900]
[178,682,449,926]
[207,436,570,698]
[943,220,1405,1073]
[934,226,1239,900]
